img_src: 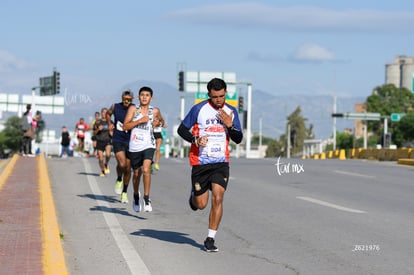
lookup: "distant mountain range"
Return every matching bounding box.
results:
[25,80,366,140]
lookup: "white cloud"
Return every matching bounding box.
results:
[292,43,336,62]
[168,3,414,32]
[0,49,32,73]
[248,43,336,64]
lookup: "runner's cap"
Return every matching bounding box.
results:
[122,90,134,97]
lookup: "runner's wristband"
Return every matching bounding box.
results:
[192,136,199,146]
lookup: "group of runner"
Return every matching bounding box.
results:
[75,78,243,252]
[85,87,166,212]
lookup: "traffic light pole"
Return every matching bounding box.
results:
[238,82,252,158]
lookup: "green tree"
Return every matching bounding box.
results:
[326,131,354,151]
[263,106,314,157]
[392,111,414,147]
[336,132,353,150]
[0,116,23,155]
[287,106,309,156]
[266,139,283,157]
[366,84,414,145]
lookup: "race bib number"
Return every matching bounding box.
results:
[206,142,225,157]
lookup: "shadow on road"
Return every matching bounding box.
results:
[78,171,101,177]
[78,193,145,220]
[131,229,204,250]
[78,193,119,203]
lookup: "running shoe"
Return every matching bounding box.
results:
[100,172,105,177]
[105,165,110,174]
[189,192,197,211]
[121,192,128,203]
[114,180,123,195]
[133,192,141,212]
[154,163,160,170]
[143,199,152,212]
[204,237,219,252]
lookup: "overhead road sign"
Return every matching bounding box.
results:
[331,112,381,121]
[185,71,237,95]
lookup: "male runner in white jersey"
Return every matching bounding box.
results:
[123,86,163,212]
[177,78,243,252]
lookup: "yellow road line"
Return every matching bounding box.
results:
[0,154,19,191]
[38,155,68,275]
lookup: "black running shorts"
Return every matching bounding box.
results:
[128,148,155,170]
[191,162,229,196]
[96,140,111,151]
[112,141,128,154]
[153,132,162,139]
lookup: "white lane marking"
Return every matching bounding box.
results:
[83,159,150,275]
[334,170,374,179]
[296,196,366,214]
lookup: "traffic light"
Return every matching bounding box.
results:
[53,71,60,94]
[178,71,185,91]
[238,96,244,113]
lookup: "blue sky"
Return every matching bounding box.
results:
[1,0,414,99]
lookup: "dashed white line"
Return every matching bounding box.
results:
[334,170,374,179]
[83,159,151,275]
[296,196,366,214]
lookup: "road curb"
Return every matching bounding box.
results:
[38,154,69,275]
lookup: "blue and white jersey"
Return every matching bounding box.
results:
[181,100,241,166]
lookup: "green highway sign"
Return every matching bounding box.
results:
[390,113,405,122]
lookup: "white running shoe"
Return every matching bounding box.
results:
[143,199,152,212]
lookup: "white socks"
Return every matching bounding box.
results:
[208,229,217,239]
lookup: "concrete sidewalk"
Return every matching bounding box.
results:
[0,154,68,275]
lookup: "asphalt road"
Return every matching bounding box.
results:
[48,156,414,275]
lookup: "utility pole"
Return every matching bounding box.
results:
[287,123,291,159]
[237,82,252,158]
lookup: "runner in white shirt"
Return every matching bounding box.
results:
[123,86,163,212]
